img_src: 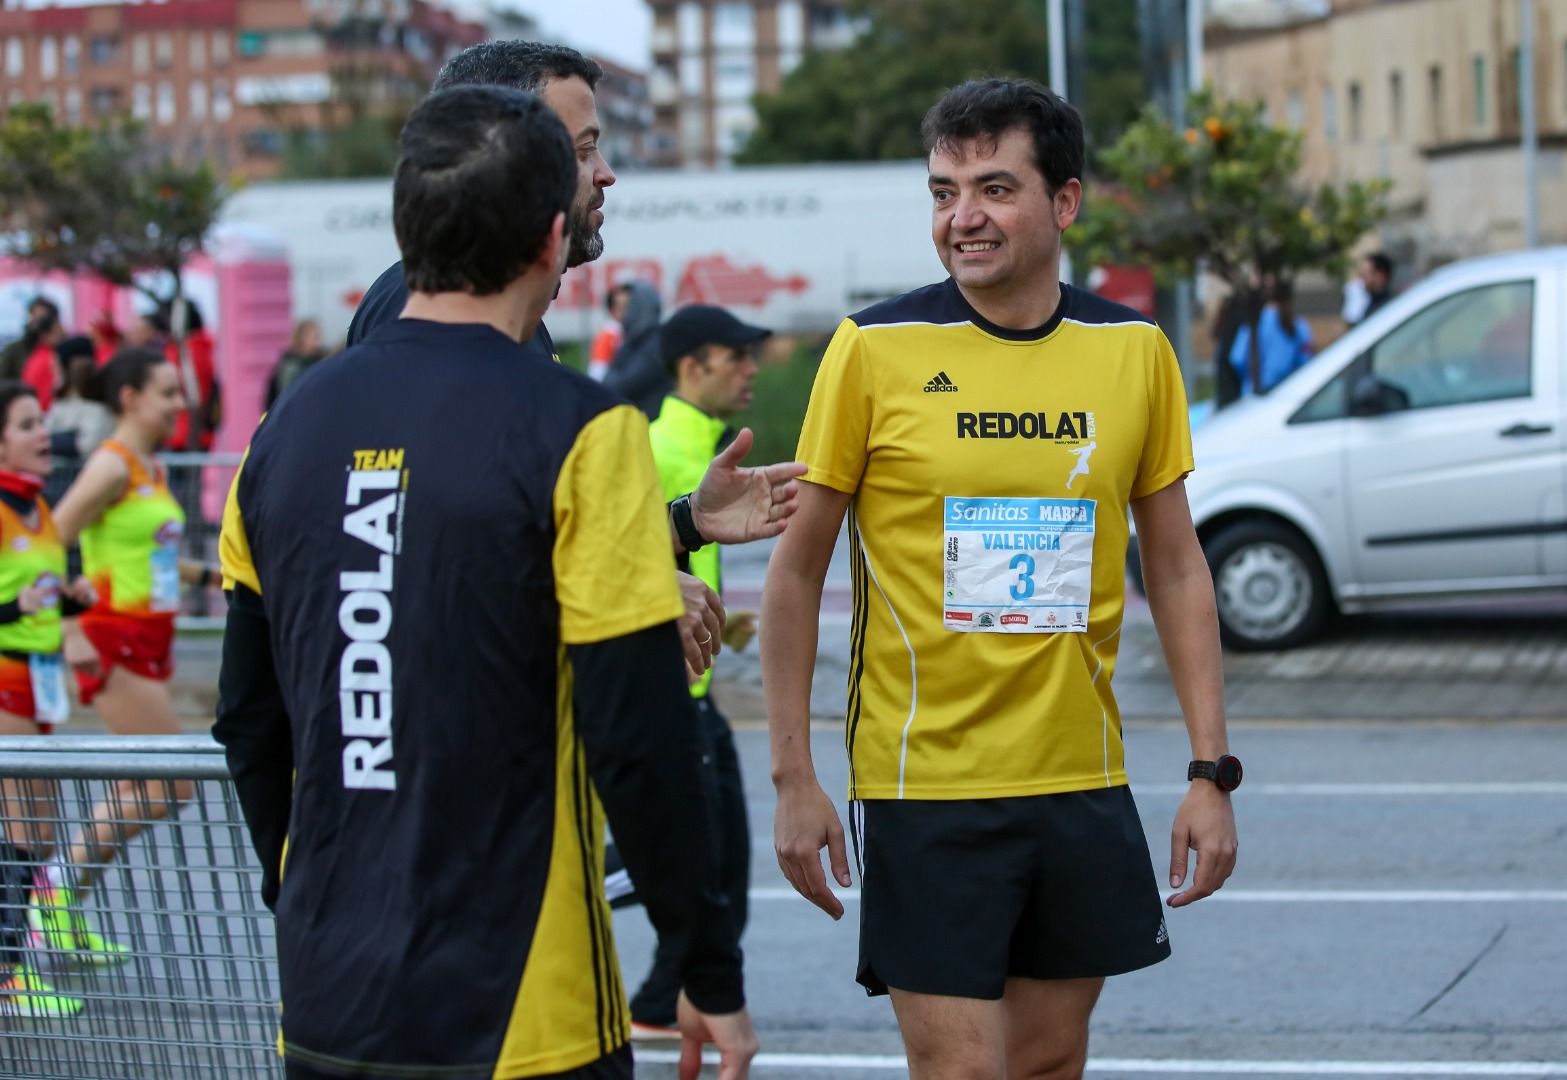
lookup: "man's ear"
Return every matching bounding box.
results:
[1054,177,1083,231]
[540,211,567,275]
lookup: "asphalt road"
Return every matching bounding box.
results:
[616,719,1567,1079]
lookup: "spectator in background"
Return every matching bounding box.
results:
[264,319,329,407]
[86,314,121,366]
[1359,252,1394,321]
[124,310,170,351]
[1229,278,1313,396]
[45,337,115,459]
[163,302,219,453]
[18,301,66,412]
[0,298,62,385]
[587,281,632,381]
[603,280,668,420]
[266,318,330,409]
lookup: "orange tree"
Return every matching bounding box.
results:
[1071,88,1390,398]
[0,102,227,434]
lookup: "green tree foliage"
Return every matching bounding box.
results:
[741,0,1143,164]
[1072,88,1389,394]
[0,102,225,298]
[1073,88,1390,289]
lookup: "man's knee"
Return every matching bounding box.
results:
[1005,1036,1090,1080]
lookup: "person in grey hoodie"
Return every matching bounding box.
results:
[603,280,669,420]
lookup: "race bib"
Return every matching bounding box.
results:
[29,653,68,725]
[943,497,1095,633]
[150,544,181,612]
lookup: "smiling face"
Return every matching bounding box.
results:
[540,75,616,269]
[928,126,1081,305]
[121,361,185,442]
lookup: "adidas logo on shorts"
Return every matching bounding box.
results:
[924,371,959,393]
[1155,919,1169,945]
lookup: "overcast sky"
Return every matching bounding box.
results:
[516,0,653,71]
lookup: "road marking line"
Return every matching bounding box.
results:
[634,1051,1567,1075]
[1134,783,1567,796]
[746,888,1567,904]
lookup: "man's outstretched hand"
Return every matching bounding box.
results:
[689,428,806,546]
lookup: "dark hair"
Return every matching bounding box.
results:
[394,85,576,296]
[1365,252,1393,278]
[27,297,59,321]
[180,299,204,333]
[139,309,171,337]
[86,347,173,414]
[432,40,601,94]
[0,380,39,433]
[921,77,1084,195]
[55,335,95,365]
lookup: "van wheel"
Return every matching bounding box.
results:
[1204,521,1332,651]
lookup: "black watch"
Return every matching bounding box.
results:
[1188,755,1243,792]
[669,493,708,553]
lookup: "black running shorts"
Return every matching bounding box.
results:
[853,787,1171,999]
[284,1045,631,1080]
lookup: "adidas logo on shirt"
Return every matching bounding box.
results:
[924,372,959,393]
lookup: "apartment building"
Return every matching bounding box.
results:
[645,0,855,168]
[0,0,485,179]
[1206,0,1567,263]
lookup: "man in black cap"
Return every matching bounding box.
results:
[631,305,770,1040]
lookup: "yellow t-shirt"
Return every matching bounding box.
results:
[797,280,1193,801]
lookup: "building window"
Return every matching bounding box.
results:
[242,128,282,158]
[3,38,19,79]
[1348,81,1362,142]
[40,36,57,80]
[190,33,206,71]
[90,86,119,116]
[680,54,704,98]
[156,80,174,124]
[132,34,149,74]
[1286,91,1303,131]
[63,36,79,77]
[677,2,703,52]
[715,53,755,102]
[132,82,151,120]
[1473,55,1487,126]
[212,77,231,122]
[189,80,207,121]
[1388,70,1403,140]
[1428,65,1443,142]
[155,33,173,69]
[64,86,81,122]
[1322,85,1337,143]
[777,0,805,51]
[89,37,116,66]
[713,2,753,49]
[212,31,230,67]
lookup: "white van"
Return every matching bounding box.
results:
[1159,247,1566,650]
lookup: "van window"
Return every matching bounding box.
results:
[1368,281,1533,410]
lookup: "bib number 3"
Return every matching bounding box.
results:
[942,496,1095,634]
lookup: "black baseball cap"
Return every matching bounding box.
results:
[660,305,771,373]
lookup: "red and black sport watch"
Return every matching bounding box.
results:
[1188,755,1243,792]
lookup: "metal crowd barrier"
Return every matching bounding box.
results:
[45,451,244,631]
[0,735,279,1078]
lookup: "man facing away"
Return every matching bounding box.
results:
[762,78,1240,1080]
[631,305,769,1039]
[215,85,756,1080]
[347,40,806,681]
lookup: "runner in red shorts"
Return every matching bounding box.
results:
[42,349,218,952]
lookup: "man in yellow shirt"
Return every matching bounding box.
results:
[633,305,770,1039]
[761,78,1240,1079]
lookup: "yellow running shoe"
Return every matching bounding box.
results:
[28,887,128,966]
[0,964,83,1018]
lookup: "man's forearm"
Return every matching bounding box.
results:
[1144,563,1228,758]
[761,564,824,787]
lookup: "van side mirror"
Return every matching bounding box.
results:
[1349,374,1410,417]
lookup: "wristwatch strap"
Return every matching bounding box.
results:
[670,494,708,553]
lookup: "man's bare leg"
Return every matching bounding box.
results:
[1002,976,1104,1080]
[890,988,1007,1080]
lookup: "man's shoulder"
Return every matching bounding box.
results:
[1061,285,1156,331]
[848,281,965,331]
[346,262,409,346]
